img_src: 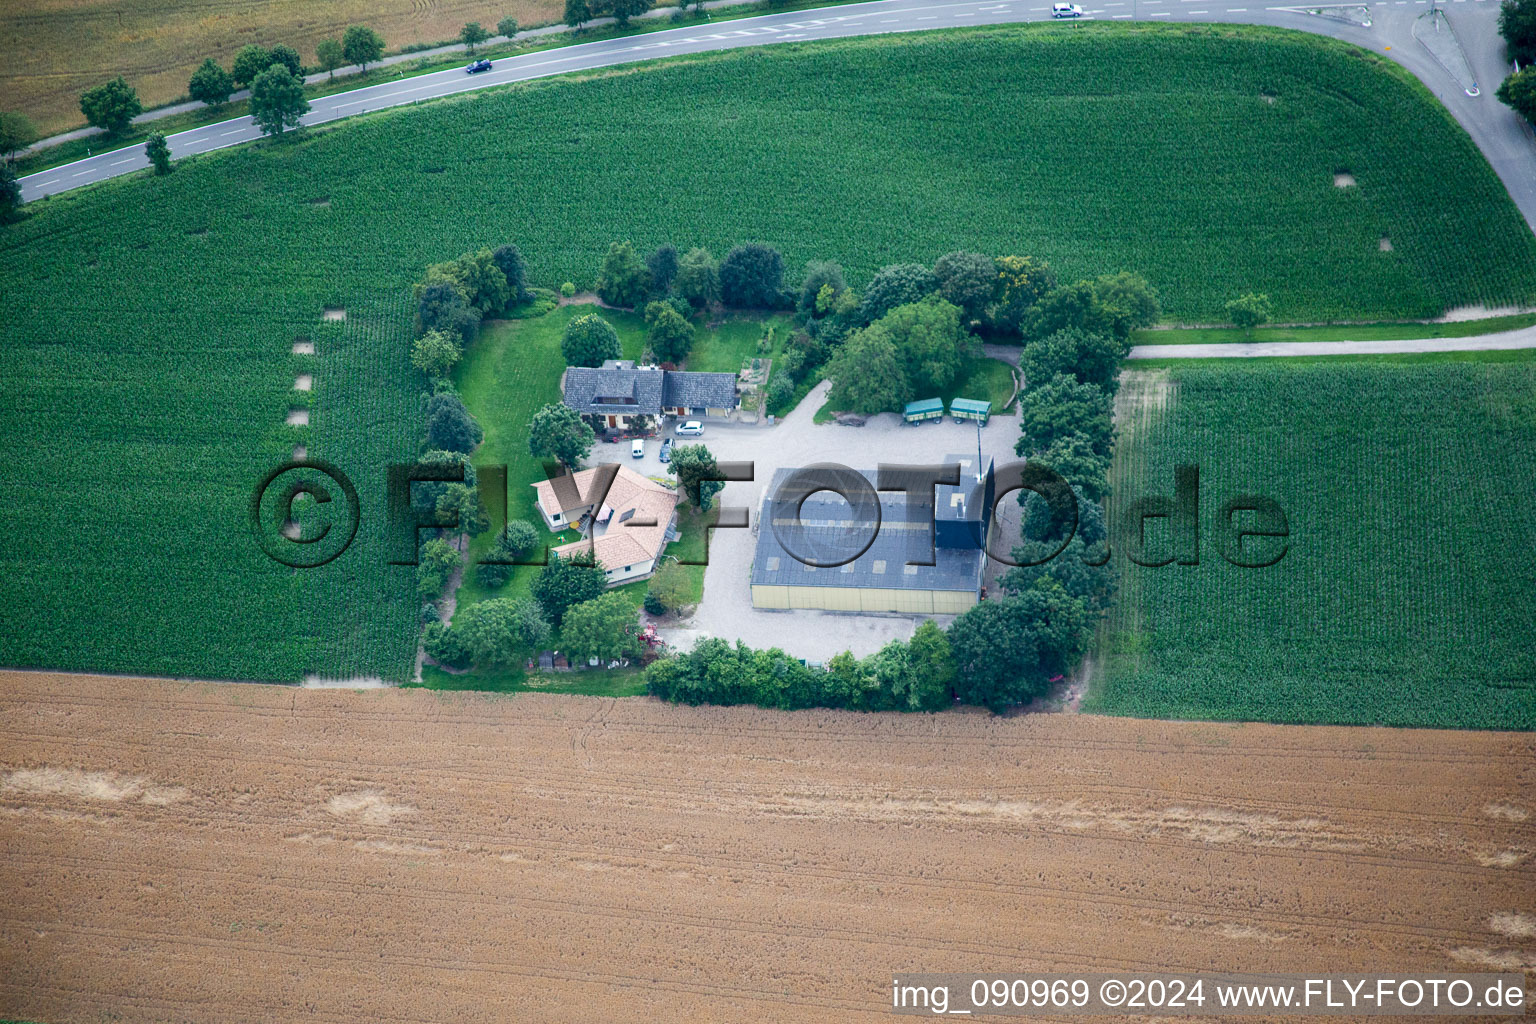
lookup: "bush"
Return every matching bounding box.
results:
[423,621,471,669]
[1497,67,1536,125]
[676,248,720,308]
[560,281,576,297]
[411,329,463,377]
[498,16,520,37]
[475,520,539,588]
[415,537,462,601]
[645,560,693,615]
[1225,292,1272,332]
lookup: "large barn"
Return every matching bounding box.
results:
[749,455,994,614]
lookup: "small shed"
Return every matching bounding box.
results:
[949,397,992,425]
[903,397,945,424]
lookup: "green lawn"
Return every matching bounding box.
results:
[1132,312,1536,346]
[432,304,716,692]
[6,22,1536,684]
[1090,360,1536,729]
[685,314,794,373]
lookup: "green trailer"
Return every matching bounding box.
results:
[949,397,992,426]
[903,397,945,424]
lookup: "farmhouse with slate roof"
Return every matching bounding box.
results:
[562,360,739,430]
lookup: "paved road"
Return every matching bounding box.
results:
[1128,322,1536,357]
[18,0,1536,224]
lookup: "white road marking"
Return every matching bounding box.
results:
[72,169,95,177]
[1113,12,1132,16]
[110,157,135,166]
[220,128,245,136]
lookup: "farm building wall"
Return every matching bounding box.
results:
[750,585,977,614]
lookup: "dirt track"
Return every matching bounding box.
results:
[1,672,1533,1023]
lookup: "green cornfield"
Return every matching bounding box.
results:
[2,22,1535,683]
[1091,359,1536,729]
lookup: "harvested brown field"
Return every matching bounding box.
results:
[0,0,562,136]
[1,670,1533,1023]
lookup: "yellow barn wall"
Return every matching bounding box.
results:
[751,585,979,614]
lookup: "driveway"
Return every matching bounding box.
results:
[596,383,1023,660]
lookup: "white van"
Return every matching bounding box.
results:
[631,439,645,459]
[1052,2,1084,15]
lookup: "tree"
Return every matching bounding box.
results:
[412,449,476,522]
[874,295,974,396]
[497,16,521,38]
[1001,536,1117,615]
[528,402,595,467]
[0,163,21,222]
[719,243,785,308]
[1027,273,1158,342]
[947,585,1092,712]
[145,133,172,175]
[435,482,490,541]
[456,597,550,666]
[454,248,511,313]
[476,520,540,588]
[342,26,386,71]
[231,45,273,86]
[315,38,346,79]
[859,262,937,324]
[461,22,490,52]
[416,280,481,340]
[1031,431,1111,503]
[1016,373,1114,457]
[645,244,680,296]
[250,64,310,137]
[1019,327,1127,394]
[562,313,621,367]
[269,44,304,77]
[563,591,644,662]
[645,560,693,614]
[797,260,846,315]
[607,0,654,25]
[415,537,462,601]
[426,392,484,453]
[411,329,463,378]
[646,302,694,363]
[1225,292,1272,334]
[566,0,593,29]
[987,255,1057,337]
[824,324,910,414]
[1092,271,1160,334]
[675,247,720,308]
[670,444,723,510]
[532,553,608,627]
[1500,0,1536,65]
[492,244,531,304]
[79,77,142,135]
[188,59,234,108]
[1497,67,1536,124]
[0,111,39,162]
[930,251,996,323]
[596,240,651,307]
[423,620,471,667]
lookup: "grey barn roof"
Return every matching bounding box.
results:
[750,465,987,594]
[563,362,664,416]
[562,361,737,416]
[663,371,738,410]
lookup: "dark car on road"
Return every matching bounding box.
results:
[465,59,493,74]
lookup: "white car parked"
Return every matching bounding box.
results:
[631,439,645,458]
[675,420,705,437]
[1052,2,1084,15]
